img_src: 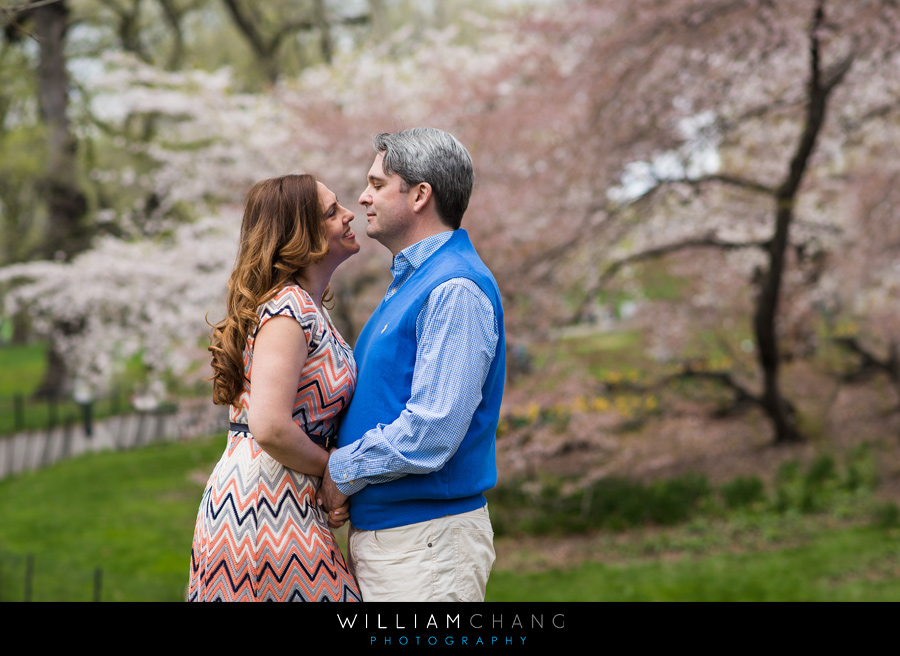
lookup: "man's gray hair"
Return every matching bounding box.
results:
[373,128,474,230]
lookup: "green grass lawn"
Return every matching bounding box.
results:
[0,342,47,396]
[487,525,900,601]
[0,434,225,601]
[0,343,192,435]
[1,435,899,601]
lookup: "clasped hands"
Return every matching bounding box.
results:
[317,449,350,529]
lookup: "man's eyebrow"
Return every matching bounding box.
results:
[368,172,388,183]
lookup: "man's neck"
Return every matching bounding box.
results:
[388,223,452,258]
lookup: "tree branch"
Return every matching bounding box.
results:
[539,170,774,282]
[680,173,776,196]
[606,362,765,418]
[600,234,769,282]
[220,0,268,57]
[833,336,900,385]
[1,0,63,40]
[2,0,63,16]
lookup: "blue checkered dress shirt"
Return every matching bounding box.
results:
[329,231,499,494]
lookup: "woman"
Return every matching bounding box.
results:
[189,173,362,602]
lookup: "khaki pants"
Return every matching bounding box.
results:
[348,505,495,602]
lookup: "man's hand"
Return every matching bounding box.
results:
[317,454,349,515]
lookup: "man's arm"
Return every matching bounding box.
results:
[327,278,498,495]
[317,454,350,519]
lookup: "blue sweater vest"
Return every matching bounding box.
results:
[337,229,506,530]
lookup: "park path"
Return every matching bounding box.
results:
[0,398,228,479]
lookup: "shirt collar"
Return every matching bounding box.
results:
[391,231,454,279]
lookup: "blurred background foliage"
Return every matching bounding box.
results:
[2,0,900,600]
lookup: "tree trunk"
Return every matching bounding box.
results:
[220,0,283,83]
[157,0,187,70]
[312,0,333,64]
[33,0,88,261]
[753,0,851,445]
[32,1,87,398]
[753,205,801,443]
[368,0,388,37]
[34,340,70,400]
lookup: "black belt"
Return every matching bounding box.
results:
[229,422,333,449]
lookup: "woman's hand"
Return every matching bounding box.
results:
[317,448,350,523]
[324,448,350,528]
[327,502,350,529]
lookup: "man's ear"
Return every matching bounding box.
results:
[411,182,433,213]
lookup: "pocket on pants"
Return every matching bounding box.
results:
[351,524,435,601]
[372,522,432,554]
[452,527,495,602]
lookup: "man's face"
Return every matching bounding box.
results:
[359,152,416,255]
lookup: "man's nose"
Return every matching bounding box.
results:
[359,187,371,206]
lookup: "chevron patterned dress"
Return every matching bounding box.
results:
[189,286,362,601]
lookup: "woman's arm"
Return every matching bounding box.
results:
[247,315,329,477]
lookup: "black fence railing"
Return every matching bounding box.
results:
[0,551,104,602]
[0,405,189,480]
[0,387,147,437]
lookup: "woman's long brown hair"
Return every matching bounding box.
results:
[209,174,328,407]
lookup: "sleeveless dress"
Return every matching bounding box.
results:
[188,285,362,601]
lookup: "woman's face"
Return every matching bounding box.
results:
[317,182,360,265]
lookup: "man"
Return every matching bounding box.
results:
[317,127,506,602]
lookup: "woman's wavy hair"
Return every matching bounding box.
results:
[208,174,328,407]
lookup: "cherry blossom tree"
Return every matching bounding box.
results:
[0,16,536,398]
[3,0,898,446]
[469,0,900,445]
[0,213,239,398]
[3,0,89,263]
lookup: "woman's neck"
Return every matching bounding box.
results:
[294,262,334,309]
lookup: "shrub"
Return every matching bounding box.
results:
[721,476,766,510]
[872,501,900,529]
[645,474,712,525]
[805,454,837,489]
[842,445,878,492]
[488,450,883,539]
[488,473,713,536]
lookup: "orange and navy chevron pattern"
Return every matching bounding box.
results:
[232,285,357,442]
[189,286,361,601]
